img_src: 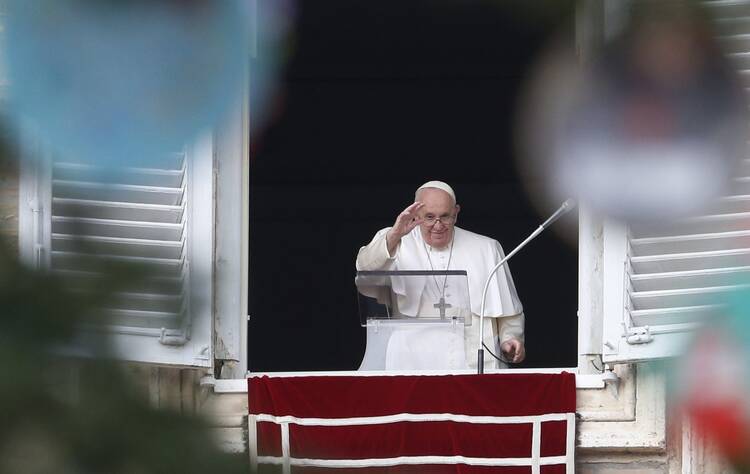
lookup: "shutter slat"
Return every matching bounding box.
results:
[631,248,750,273]
[630,230,750,255]
[51,251,185,278]
[108,291,185,313]
[52,216,184,241]
[52,269,184,295]
[53,198,183,223]
[731,177,750,195]
[72,289,184,313]
[53,162,185,187]
[631,265,750,291]
[62,152,185,170]
[631,284,747,310]
[630,305,724,327]
[717,33,750,54]
[52,233,184,259]
[53,180,184,205]
[705,1,750,21]
[633,211,750,236]
[102,308,183,329]
[716,17,750,36]
[715,194,750,213]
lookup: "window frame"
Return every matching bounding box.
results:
[213,99,251,378]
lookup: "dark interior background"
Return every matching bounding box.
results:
[248,0,578,371]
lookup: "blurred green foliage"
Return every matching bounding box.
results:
[0,238,250,473]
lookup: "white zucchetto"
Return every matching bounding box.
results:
[416,180,456,203]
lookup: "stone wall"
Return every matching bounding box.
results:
[123,365,203,415]
[123,366,248,455]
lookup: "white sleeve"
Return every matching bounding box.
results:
[356,227,399,271]
[478,239,523,318]
[496,312,525,345]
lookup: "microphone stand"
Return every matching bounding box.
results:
[477,199,575,374]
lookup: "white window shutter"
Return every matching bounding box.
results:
[22,134,214,367]
[603,219,707,363]
[600,1,750,364]
[603,199,750,363]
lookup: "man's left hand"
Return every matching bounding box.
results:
[500,339,525,363]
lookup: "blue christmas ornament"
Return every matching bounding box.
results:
[4,0,253,167]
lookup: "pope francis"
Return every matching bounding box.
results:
[356,180,525,370]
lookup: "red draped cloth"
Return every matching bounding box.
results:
[248,373,576,474]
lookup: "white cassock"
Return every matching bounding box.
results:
[356,225,524,370]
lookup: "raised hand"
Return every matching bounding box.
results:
[386,201,424,256]
[392,201,425,237]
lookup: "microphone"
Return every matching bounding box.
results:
[540,198,576,230]
[477,198,577,374]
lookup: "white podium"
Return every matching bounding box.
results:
[355,270,472,370]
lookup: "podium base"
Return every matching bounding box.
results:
[359,322,466,371]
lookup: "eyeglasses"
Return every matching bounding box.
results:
[423,215,457,226]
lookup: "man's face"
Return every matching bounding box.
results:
[417,188,460,249]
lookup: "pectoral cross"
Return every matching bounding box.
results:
[434,297,452,318]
